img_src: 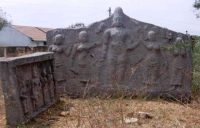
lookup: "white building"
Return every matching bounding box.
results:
[0,25,52,46]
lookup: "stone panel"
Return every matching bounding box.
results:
[47,7,193,102]
[0,52,57,126]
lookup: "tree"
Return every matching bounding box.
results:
[193,0,200,18]
[0,8,10,30]
[67,23,85,29]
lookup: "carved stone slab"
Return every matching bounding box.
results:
[46,7,193,102]
[0,52,57,126]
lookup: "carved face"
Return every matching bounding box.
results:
[148,31,155,41]
[42,68,47,76]
[112,16,124,27]
[79,31,89,43]
[54,34,64,45]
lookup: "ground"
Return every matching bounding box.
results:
[0,96,200,128]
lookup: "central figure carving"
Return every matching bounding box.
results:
[103,7,131,84]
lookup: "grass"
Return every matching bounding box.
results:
[17,96,200,128]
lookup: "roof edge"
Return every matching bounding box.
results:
[9,25,34,41]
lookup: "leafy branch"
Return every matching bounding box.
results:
[0,8,11,30]
[193,0,200,18]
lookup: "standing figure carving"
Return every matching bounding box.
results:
[170,37,187,88]
[96,22,107,34]
[31,66,43,112]
[71,31,100,83]
[47,66,56,102]
[142,31,166,86]
[19,83,30,117]
[103,7,136,84]
[48,34,72,94]
[41,68,51,105]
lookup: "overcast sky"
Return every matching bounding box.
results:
[0,0,200,35]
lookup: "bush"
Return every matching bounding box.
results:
[191,36,200,98]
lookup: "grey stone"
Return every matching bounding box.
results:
[47,7,192,102]
[0,52,58,127]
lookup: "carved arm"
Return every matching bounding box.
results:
[102,29,110,59]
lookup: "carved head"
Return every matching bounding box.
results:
[148,31,155,41]
[54,34,64,45]
[112,16,125,28]
[53,30,60,36]
[49,66,52,73]
[112,7,125,28]
[175,37,184,44]
[42,68,47,76]
[79,31,89,43]
[31,66,37,78]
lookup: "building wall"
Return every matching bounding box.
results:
[0,26,44,46]
[0,46,47,57]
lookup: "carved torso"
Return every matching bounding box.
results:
[53,46,64,67]
[76,44,90,67]
[145,42,162,67]
[105,27,129,55]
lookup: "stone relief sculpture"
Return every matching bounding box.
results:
[96,22,107,34]
[47,65,56,102]
[141,31,167,86]
[71,31,100,83]
[41,68,51,105]
[103,7,140,84]
[19,83,30,117]
[19,63,57,118]
[46,7,192,102]
[170,37,187,88]
[0,6,194,127]
[49,34,72,94]
[0,52,56,126]
[31,66,44,111]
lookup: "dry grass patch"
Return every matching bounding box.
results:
[9,96,199,128]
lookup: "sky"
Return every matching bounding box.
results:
[0,0,200,35]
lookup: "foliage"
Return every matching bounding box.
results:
[161,42,191,53]
[193,0,200,18]
[161,36,200,97]
[194,0,200,9]
[0,8,10,30]
[191,36,200,98]
[67,22,85,29]
[161,39,192,54]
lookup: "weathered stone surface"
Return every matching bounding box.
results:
[47,7,192,101]
[0,52,58,126]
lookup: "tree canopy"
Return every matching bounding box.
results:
[0,8,10,30]
[67,23,85,29]
[193,0,200,18]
